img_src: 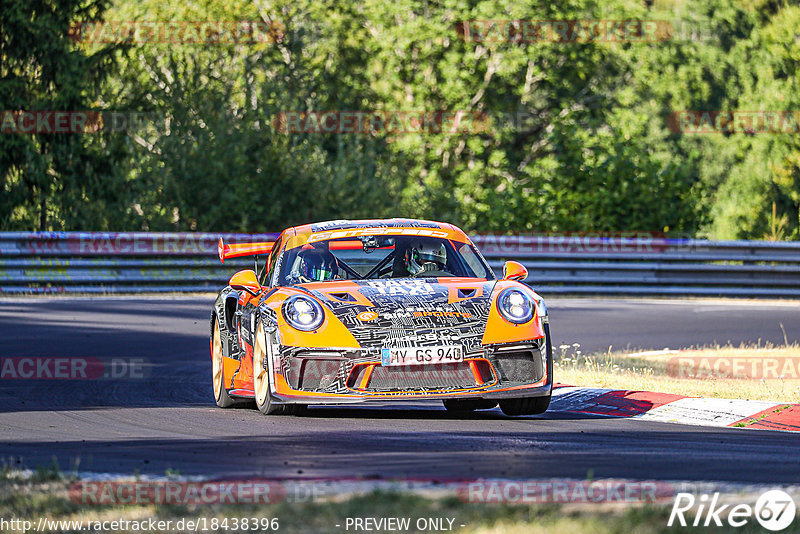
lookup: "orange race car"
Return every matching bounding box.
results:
[210,219,552,416]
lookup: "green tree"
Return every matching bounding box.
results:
[4,0,798,240]
[0,0,124,230]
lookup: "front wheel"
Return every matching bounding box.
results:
[253,321,282,415]
[212,319,236,408]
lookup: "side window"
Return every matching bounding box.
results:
[262,237,282,286]
[458,243,493,279]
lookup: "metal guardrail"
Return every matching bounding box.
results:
[0,232,273,294]
[1,232,799,297]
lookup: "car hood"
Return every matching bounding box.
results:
[298,278,497,352]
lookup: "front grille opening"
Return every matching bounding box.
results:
[493,349,544,383]
[286,358,342,390]
[365,362,477,391]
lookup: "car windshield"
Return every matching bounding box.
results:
[278,235,495,285]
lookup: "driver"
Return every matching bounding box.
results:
[403,239,447,277]
[295,248,340,282]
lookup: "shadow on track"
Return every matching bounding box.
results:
[6,423,800,484]
[0,298,213,412]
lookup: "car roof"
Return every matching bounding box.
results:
[281,218,471,249]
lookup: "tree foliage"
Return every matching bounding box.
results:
[0,0,126,230]
[1,0,798,238]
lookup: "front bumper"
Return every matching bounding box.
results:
[271,341,551,404]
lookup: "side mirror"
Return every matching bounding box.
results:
[229,270,261,296]
[502,260,528,281]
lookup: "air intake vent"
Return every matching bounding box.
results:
[328,292,356,302]
[457,288,476,299]
[286,357,343,390]
[493,349,544,383]
[366,363,476,391]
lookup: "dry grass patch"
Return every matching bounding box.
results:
[554,342,800,403]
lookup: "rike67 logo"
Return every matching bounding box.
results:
[669,490,796,531]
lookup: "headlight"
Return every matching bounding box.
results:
[283,295,324,331]
[497,288,534,324]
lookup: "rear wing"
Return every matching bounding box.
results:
[218,237,274,263]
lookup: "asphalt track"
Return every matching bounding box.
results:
[0,296,798,483]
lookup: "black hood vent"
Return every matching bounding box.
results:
[457,288,476,299]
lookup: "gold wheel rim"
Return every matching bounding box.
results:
[254,323,270,406]
[212,321,223,400]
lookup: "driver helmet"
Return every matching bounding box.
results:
[297,248,339,281]
[404,239,446,276]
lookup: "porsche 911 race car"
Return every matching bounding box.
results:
[211,219,552,416]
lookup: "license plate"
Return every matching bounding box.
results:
[380,345,464,367]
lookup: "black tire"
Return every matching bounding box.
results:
[499,394,551,416]
[212,318,236,408]
[253,321,282,415]
[443,399,498,412]
[283,404,308,416]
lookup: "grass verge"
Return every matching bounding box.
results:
[554,342,800,403]
[2,476,793,534]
